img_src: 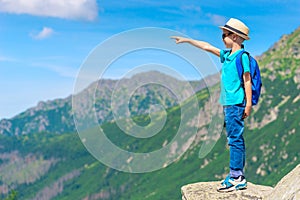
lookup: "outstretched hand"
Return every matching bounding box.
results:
[170,36,186,44]
[170,36,220,57]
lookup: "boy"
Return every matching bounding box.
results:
[171,18,252,192]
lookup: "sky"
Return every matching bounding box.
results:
[0,0,299,119]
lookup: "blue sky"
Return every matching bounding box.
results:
[0,0,299,119]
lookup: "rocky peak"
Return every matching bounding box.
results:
[181,164,300,200]
[258,26,300,61]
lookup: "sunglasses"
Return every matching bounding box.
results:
[222,32,233,39]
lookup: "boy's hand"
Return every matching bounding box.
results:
[170,36,221,57]
[170,36,187,44]
[243,105,252,119]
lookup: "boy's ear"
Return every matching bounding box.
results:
[232,34,238,41]
[235,35,245,43]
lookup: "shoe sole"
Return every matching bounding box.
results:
[235,183,247,190]
[217,186,236,193]
[217,183,247,193]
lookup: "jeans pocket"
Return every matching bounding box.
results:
[234,104,245,120]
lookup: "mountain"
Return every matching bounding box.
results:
[0,26,299,199]
[243,26,300,185]
[0,71,219,136]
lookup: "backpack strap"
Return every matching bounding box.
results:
[235,50,250,84]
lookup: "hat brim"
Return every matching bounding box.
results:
[219,26,250,40]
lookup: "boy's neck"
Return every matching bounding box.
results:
[231,43,243,54]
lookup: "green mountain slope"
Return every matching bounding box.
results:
[244,26,300,185]
[0,72,219,136]
[0,27,299,199]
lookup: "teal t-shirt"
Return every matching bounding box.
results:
[219,49,250,105]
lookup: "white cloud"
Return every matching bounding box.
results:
[0,55,15,62]
[0,56,9,61]
[181,5,202,13]
[0,0,98,21]
[31,27,54,40]
[32,62,78,78]
[207,14,226,26]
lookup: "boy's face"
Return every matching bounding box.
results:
[222,30,234,48]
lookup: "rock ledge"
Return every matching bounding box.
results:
[181,164,300,200]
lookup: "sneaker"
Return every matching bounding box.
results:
[220,174,232,187]
[217,175,247,192]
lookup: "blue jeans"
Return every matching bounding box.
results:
[223,103,245,178]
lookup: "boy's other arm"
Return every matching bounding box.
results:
[171,36,220,57]
[243,72,252,119]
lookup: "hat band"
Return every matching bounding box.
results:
[224,25,247,37]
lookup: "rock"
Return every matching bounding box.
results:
[181,164,300,200]
[266,164,300,200]
[181,182,272,200]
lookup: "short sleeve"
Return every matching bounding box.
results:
[220,50,227,63]
[241,53,250,73]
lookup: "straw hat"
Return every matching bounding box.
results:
[219,18,250,40]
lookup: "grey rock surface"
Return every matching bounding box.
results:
[182,164,300,200]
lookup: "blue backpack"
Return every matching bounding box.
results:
[236,50,262,105]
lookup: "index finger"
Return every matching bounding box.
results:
[170,36,179,39]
